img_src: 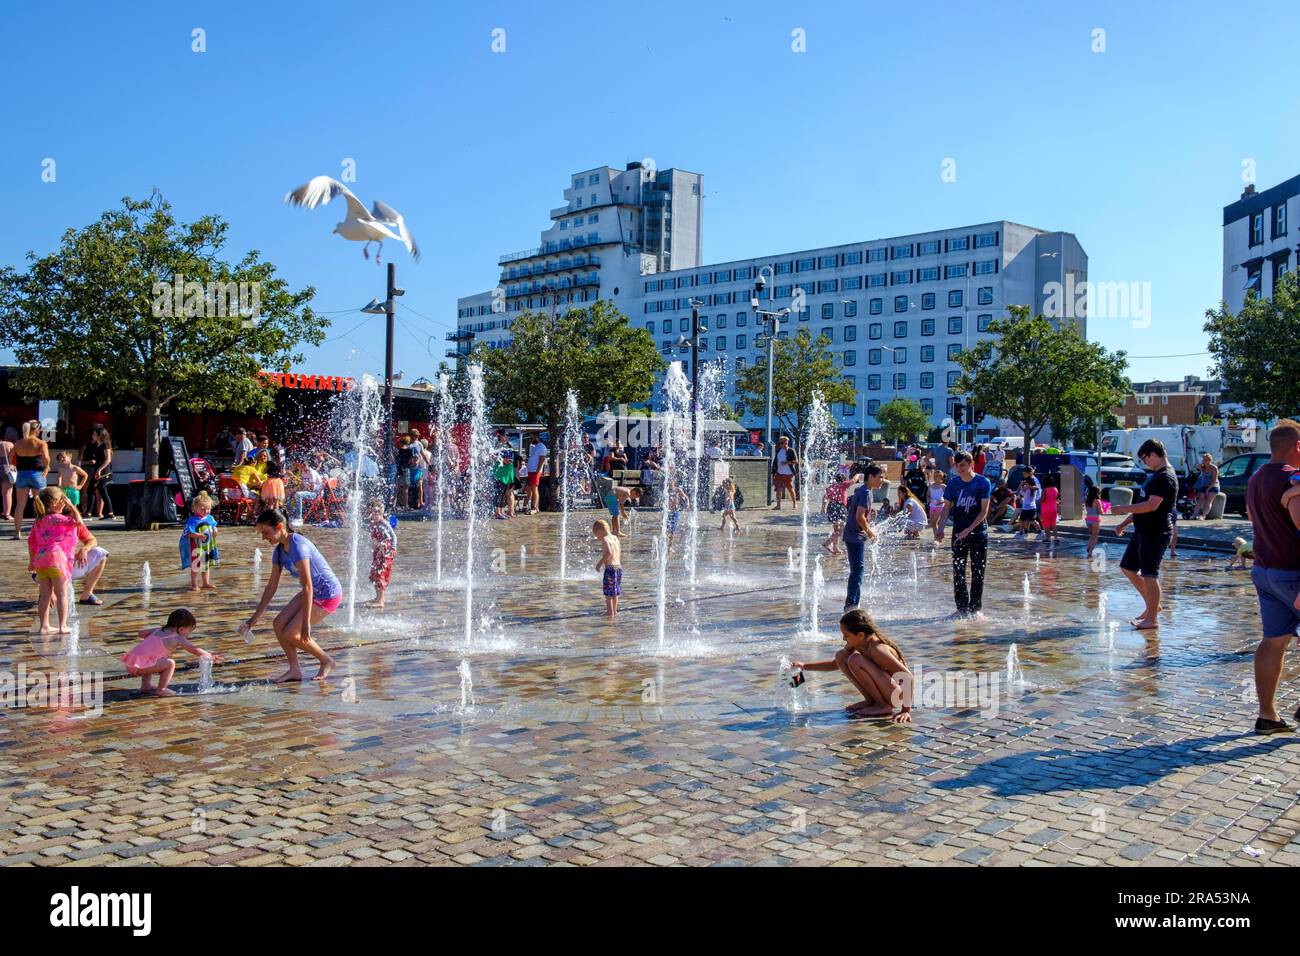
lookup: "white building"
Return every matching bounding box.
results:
[456,162,1087,437]
[1222,174,1298,314]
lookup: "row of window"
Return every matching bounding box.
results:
[656,332,966,366]
[645,315,989,339]
[1247,203,1289,246]
[643,259,999,296]
[643,286,995,315]
[574,173,602,189]
[558,214,599,230]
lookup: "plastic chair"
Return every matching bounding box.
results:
[216,476,257,525]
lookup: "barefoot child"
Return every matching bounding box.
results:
[718,476,742,534]
[1041,484,1060,543]
[664,481,688,553]
[823,469,853,554]
[367,499,397,610]
[27,487,81,634]
[790,609,912,722]
[180,492,219,591]
[593,519,622,619]
[243,509,340,682]
[927,470,946,534]
[1084,482,1102,558]
[53,452,88,509]
[121,607,222,697]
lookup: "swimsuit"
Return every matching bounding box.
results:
[602,566,623,597]
[122,630,170,673]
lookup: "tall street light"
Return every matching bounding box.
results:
[679,298,707,439]
[360,262,404,500]
[753,267,791,506]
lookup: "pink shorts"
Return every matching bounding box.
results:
[313,594,342,614]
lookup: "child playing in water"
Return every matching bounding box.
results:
[823,469,853,554]
[927,470,947,534]
[593,519,622,620]
[53,452,88,509]
[121,607,221,697]
[367,499,397,610]
[790,608,912,722]
[1084,482,1102,558]
[664,481,688,552]
[180,491,219,591]
[1040,484,1060,543]
[896,486,928,538]
[28,487,81,635]
[718,476,742,534]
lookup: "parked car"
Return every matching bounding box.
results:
[1097,453,1146,500]
[1218,452,1269,517]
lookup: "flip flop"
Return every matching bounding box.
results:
[77,596,103,606]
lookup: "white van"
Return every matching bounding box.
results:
[1100,425,1225,475]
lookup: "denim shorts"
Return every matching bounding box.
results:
[15,470,46,490]
[1251,565,1300,639]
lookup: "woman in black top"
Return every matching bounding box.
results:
[1111,438,1178,630]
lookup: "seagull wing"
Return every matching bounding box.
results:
[285,176,371,222]
[372,200,420,262]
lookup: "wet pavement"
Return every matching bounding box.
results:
[1,506,1297,867]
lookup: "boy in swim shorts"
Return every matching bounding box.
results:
[593,519,622,620]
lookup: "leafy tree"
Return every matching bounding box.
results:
[875,396,931,445]
[1204,271,1300,418]
[478,300,663,505]
[952,306,1129,454]
[0,193,321,477]
[1048,411,1121,451]
[735,328,855,449]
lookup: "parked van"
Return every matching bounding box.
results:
[1100,425,1226,476]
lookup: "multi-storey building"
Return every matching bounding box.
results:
[1223,175,1298,314]
[456,162,1087,436]
[1114,376,1224,427]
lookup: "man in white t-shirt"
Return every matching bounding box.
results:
[772,436,798,510]
[526,437,548,514]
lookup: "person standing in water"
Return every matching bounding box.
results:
[933,451,992,617]
[243,509,340,682]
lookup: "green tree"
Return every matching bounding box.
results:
[952,306,1129,454]
[735,328,855,448]
[0,193,322,477]
[1047,411,1122,451]
[478,300,664,505]
[875,396,931,445]
[1204,271,1300,418]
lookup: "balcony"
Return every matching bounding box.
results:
[498,234,620,264]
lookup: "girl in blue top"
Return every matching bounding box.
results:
[243,508,340,683]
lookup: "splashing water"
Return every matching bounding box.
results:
[464,365,489,648]
[806,554,825,638]
[65,619,80,658]
[1092,550,1107,572]
[799,394,838,609]
[1107,620,1119,652]
[519,545,527,570]
[912,552,919,587]
[344,374,382,626]
[252,549,263,572]
[197,656,214,693]
[457,658,475,712]
[787,547,796,572]
[435,373,452,584]
[1097,591,1108,622]
[656,364,690,651]
[775,655,804,712]
[1035,553,1041,570]
[1005,643,1024,685]
[559,388,580,581]
[139,562,152,590]
[651,535,660,561]
[1022,573,1032,618]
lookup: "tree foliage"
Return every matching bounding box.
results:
[1204,271,1300,419]
[478,300,663,502]
[0,193,322,476]
[952,306,1129,452]
[875,396,932,445]
[735,328,855,446]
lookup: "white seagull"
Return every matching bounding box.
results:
[285,176,421,265]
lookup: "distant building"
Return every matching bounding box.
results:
[1223,175,1298,314]
[1113,376,1224,427]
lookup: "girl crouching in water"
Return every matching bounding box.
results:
[791,609,912,722]
[243,509,340,682]
[121,608,221,697]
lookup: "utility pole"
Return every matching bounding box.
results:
[753,267,790,506]
[384,262,396,493]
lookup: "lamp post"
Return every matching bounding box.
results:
[679,298,707,439]
[753,267,790,506]
[360,262,404,501]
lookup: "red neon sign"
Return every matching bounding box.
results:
[258,372,356,392]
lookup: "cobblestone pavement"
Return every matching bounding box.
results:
[1,507,1296,867]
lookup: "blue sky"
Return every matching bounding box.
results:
[3,0,1295,385]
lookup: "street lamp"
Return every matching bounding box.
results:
[679,297,708,439]
[753,267,791,505]
[360,263,404,501]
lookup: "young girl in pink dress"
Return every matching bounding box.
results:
[27,487,81,634]
[1041,485,1060,543]
[121,608,221,697]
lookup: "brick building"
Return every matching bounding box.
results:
[1113,376,1224,427]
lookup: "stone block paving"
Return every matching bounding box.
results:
[0,509,1296,866]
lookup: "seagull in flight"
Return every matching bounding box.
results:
[285,176,420,265]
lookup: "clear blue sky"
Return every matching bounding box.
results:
[3,0,1295,385]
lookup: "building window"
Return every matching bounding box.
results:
[843,350,857,367]
[921,318,935,336]
[977,314,992,331]
[819,255,837,269]
[921,292,935,310]
[1275,204,1289,240]
[894,348,907,364]
[1276,257,1292,287]
[869,298,883,314]
[917,266,940,282]
[947,290,961,308]
[868,248,887,263]
[844,300,858,317]
[894,296,909,312]
[712,336,725,351]
[796,257,815,272]
[776,261,793,274]
[715,314,726,329]
[843,251,862,265]
[661,319,672,333]
[892,270,912,285]
[894,373,907,390]
[736,312,748,327]
[947,236,970,252]
[947,371,960,387]
[734,266,752,281]
[644,322,654,332]
[775,284,792,298]
[977,286,993,305]
[945,264,968,279]
[821,303,834,319]
[869,349,882,365]
[868,400,881,416]
[1250,212,1264,247]
[917,239,940,256]
[948,316,962,334]
[921,345,935,362]
[821,327,834,343]
[736,334,747,350]
[844,325,857,341]
[921,398,934,414]
[975,231,999,248]
[559,220,568,230]
[868,273,888,288]
[715,292,731,305]
[843,276,862,291]
[893,320,907,338]
[869,323,882,340]
[868,374,881,391]
[947,343,963,360]
[819,279,839,294]
[892,244,913,259]
[920,371,934,388]
[974,259,997,275]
